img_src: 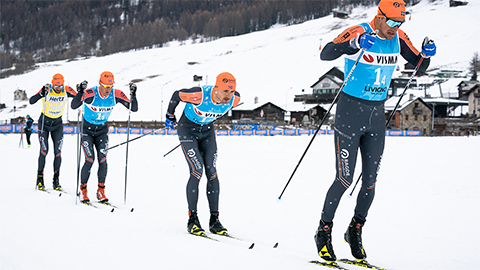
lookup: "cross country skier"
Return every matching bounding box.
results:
[29,73,78,191]
[314,0,436,265]
[24,115,34,148]
[71,71,138,203]
[165,72,240,237]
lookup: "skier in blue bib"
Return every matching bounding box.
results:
[71,71,138,203]
[314,0,436,264]
[165,72,240,237]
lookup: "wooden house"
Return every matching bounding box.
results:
[295,67,344,104]
[385,95,432,136]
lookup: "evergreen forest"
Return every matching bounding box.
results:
[1,0,381,77]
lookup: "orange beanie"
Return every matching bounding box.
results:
[99,71,115,85]
[377,0,406,18]
[51,73,64,86]
[214,72,236,91]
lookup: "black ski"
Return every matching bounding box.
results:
[338,259,386,270]
[310,260,349,269]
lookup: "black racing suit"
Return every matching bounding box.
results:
[167,86,240,214]
[25,117,34,145]
[177,115,220,213]
[71,87,138,185]
[36,115,64,175]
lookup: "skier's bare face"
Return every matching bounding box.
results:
[213,89,235,104]
[375,16,404,40]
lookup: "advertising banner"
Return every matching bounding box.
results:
[242,130,254,136]
[0,125,13,133]
[216,130,228,136]
[388,130,404,136]
[406,130,421,136]
[284,129,297,136]
[298,129,311,136]
[142,129,153,135]
[130,128,142,135]
[268,130,282,136]
[229,130,241,136]
[155,129,166,135]
[63,126,75,134]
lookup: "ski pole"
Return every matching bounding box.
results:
[105,128,163,151]
[164,143,181,157]
[19,129,24,148]
[278,47,369,200]
[75,87,86,205]
[124,84,134,204]
[349,46,429,197]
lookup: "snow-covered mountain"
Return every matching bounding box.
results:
[1,0,479,123]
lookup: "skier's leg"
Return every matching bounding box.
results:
[80,133,95,185]
[200,128,219,214]
[321,94,362,223]
[51,123,64,174]
[37,128,50,174]
[354,104,386,221]
[94,130,109,184]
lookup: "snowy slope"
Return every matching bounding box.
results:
[1,134,479,270]
[1,0,479,123]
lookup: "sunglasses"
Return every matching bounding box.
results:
[379,8,404,28]
[53,85,63,89]
[100,82,114,88]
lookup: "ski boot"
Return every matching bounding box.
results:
[96,182,108,202]
[209,212,228,235]
[314,220,337,262]
[187,211,205,236]
[36,172,45,191]
[52,171,62,190]
[79,183,89,203]
[344,217,367,260]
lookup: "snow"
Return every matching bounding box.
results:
[1,134,480,270]
[1,0,480,269]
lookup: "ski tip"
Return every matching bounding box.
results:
[273,242,278,248]
[248,243,255,249]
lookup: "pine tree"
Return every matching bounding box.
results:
[470,52,479,81]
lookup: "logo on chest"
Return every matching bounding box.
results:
[363,53,398,65]
[88,104,113,113]
[193,107,224,118]
[47,96,65,102]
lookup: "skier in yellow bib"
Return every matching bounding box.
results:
[29,73,78,191]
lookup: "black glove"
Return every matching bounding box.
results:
[40,84,49,97]
[77,80,88,94]
[129,82,137,95]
